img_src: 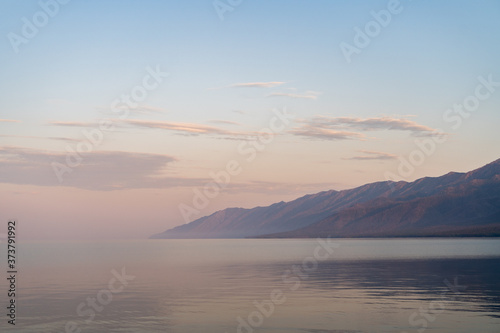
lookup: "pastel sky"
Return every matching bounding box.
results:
[1,0,499,240]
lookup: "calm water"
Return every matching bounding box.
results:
[1,238,500,332]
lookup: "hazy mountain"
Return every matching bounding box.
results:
[151,158,500,239]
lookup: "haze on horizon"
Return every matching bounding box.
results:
[0,0,499,240]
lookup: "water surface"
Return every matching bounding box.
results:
[1,238,500,332]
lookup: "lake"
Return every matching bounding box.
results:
[1,238,500,332]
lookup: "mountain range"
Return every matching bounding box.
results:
[151,158,500,239]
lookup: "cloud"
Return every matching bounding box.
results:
[123,119,261,140]
[48,137,82,143]
[123,119,238,135]
[290,115,444,140]
[230,81,285,88]
[0,146,206,191]
[207,120,242,126]
[0,134,81,143]
[0,119,20,123]
[48,120,125,132]
[49,118,258,140]
[0,134,40,140]
[48,121,99,127]
[129,105,166,113]
[317,116,442,136]
[344,150,398,161]
[267,91,321,100]
[0,146,340,194]
[290,126,365,140]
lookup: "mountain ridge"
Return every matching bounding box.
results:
[151,158,500,239]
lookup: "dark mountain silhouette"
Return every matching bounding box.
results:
[151,158,500,239]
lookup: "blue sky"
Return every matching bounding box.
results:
[0,0,499,239]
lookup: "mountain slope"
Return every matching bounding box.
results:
[151,158,500,239]
[261,159,500,238]
[151,182,398,238]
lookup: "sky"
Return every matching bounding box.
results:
[0,0,499,240]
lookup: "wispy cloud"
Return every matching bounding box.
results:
[290,115,444,140]
[123,119,238,135]
[48,121,98,127]
[0,119,21,123]
[0,134,39,139]
[230,81,285,88]
[48,137,82,143]
[207,120,242,126]
[49,118,233,135]
[0,134,81,143]
[0,146,336,194]
[48,118,257,140]
[326,116,441,135]
[290,126,365,140]
[0,146,206,191]
[123,119,259,140]
[343,150,398,161]
[131,105,166,113]
[267,91,321,100]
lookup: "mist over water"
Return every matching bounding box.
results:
[2,238,500,333]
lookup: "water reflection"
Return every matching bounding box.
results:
[4,240,500,333]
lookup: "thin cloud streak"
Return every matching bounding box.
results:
[207,120,242,126]
[48,137,82,143]
[124,119,238,135]
[48,121,99,127]
[290,127,365,140]
[316,116,443,136]
[0,119,21,122]
[0,134,81,143]
[123,119,261,140]
[344,150,398,161]
[230,81,285,88]
[267,91,321,100]
[48,118,258,140]
[0,134,42,140]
